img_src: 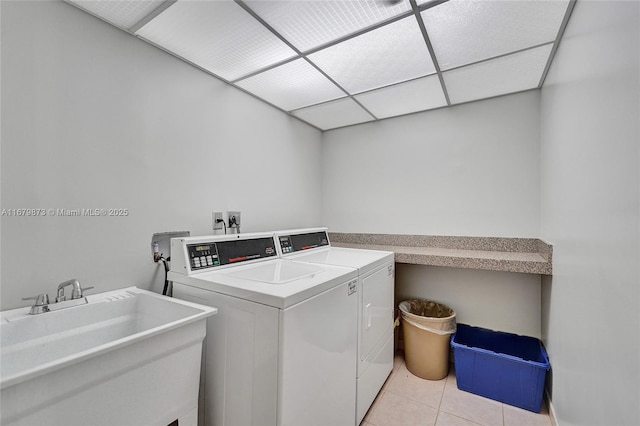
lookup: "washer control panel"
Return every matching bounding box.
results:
[187,237,277,271]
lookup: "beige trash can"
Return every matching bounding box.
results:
[399,299,456,380]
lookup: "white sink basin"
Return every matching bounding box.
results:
[0,286,217,426]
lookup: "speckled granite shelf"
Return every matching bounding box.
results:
[329,233,552,275]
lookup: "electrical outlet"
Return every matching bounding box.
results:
[213,211,223,230]
[227,211,241,231]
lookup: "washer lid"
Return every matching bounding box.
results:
[221,261,325,284]
[286,247,394,274]
[169,259,357,309]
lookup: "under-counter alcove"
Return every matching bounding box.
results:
[395,264,542,339]
[330,233,550,338]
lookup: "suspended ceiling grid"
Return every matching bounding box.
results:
[66,0,575,131]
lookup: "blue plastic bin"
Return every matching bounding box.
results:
[450,324,550,412]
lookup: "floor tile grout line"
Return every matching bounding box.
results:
[386,362,447,412]
[432,367,449,426]
[394,353,451,423]
[364,389,384,426]
[362,353,403,426]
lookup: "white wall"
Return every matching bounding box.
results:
[321,91,541,237]
[397,265,541,338]
[539,1,640,425]
[322,91,544,338]
[0,1,322,310]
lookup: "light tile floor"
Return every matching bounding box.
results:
[361,351,552,426]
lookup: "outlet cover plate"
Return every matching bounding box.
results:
[213,211,223,230]
[227,211,241,229]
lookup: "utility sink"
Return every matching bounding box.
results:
[0,286,217,426]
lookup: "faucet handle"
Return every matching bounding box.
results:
[22,293,50,314]
[22,293,50,305]
[74,286,94,299]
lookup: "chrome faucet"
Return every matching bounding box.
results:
[23,279,94,315]
[56,278,84,302]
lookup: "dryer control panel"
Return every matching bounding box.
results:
[278,231,330,254]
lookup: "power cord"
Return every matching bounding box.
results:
[216,218,227,234]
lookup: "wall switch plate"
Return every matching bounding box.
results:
[213,211,223,230]
[227,211,241,231]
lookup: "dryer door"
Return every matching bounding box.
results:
[359,263,395,367]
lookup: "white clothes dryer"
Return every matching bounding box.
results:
[168,232,358,426]
[275,228,395,425]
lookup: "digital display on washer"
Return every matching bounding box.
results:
[280,231,329,254]
[187,243,220,270]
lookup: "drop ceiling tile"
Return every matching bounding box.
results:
[235,59,346,111]
[355,75,447,119]
[308,16,436,94]
[444,44,553,105]
[292,98,374,131]
[135,0,297,81]
[244,0,412,53]
[422,0,569,70]
[67,0,166,30]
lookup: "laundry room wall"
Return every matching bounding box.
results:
[321,91,543,338]
[321,90,541,238]
[0,0,323,310]
[539,1,640,424]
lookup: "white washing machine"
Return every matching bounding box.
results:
[168,232,359,426]
[275,228,395,425]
